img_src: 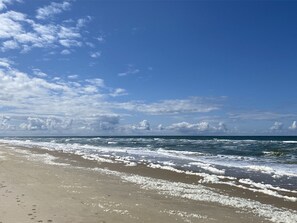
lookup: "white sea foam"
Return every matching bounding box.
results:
[161,209,209,221]
[246,165,297,178]
[147,163,185,173]
[198,173,220,183]
[238,178,297,202]
[125,162,137,167]
[248,165,275,174]
[107,141,118,145]
[144,162,297,202]
[81,154,114,163]
[189,162,225,174]
[282,141,297,144]
[27,153,70,166]
[93,168,297,223]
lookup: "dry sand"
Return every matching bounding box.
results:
[0,144,286,222]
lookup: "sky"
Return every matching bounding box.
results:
[0,0,297,136]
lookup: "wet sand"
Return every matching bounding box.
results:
[0,143,294,223]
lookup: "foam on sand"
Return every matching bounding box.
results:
[93,167,297,223]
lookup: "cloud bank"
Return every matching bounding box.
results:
[0,58,224,135]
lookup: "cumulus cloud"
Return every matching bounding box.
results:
[19,117,72,131]
[0,115,15,130]
[0,114,123,134]
[36,1,71,20]
[157,124,164,131]
[0,60,109,118]
[2,39,19,50]
[80,115,120,132]
[217,122,228,132]
[90,51,101,58]
[0,58,229,135]
[270,122,283,131]
[167,121,227,134]
[289,121,297,130]
[132,120,151,131]
[0,4,86,52]
[168,121,210,133]
[0,60,141,134]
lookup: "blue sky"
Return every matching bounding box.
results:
[0,0,297,135]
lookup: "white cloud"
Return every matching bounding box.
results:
[0,61,110,119]
[90,51,101,58]
[118,67,140,77]
[86,78,105,87]
[79,115,120,132]
[19,116,72,131]
[0,115,15,130]
[32,68,47,77]
[97,35,104,43]
[217,122,228,132]
[270,122,283,131]
[0,62,125,134]
[58,26,81,39]
[67,74,78,79]
[0,58,225,135]
[59,39,82,48]
[61,49,71,55]
[0,57,13,68]
[76,16,92,28]
[85,42,95,48]
[36,1,71,20]
[0,0,9,11]
[168,121,209,133]
[0,0,21,11]
[167,121,227,134]
[229,111,295,121]
[0,7,86,53]
[132,120,151,131]
[110,88,127,97]
[157,124,164,130]
[1,39,19,50]
[289,121,297,130]
[112,97,221,115]
[0,11,26,39]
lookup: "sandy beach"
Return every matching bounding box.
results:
[0,143,295,223]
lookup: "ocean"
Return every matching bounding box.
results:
[1,136,297,222]
[1,136,296,190]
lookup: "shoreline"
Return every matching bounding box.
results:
[0,143,296,222]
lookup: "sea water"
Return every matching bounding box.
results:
[1,136,296,195]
